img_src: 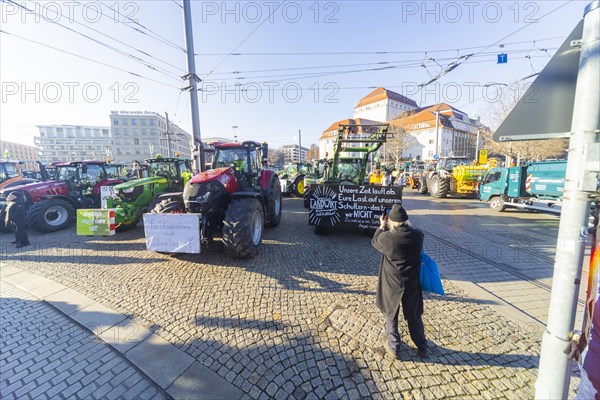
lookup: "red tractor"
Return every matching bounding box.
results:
[0,161,125,233]
[151,141,282,258]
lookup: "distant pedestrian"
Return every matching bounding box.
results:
[383,171,393,186]
[371,204,428,359]
[396,173,405,187]
[369,167,383,186]
[5,191,29,248]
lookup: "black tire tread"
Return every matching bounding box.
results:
[222,199,263,259]
[27,199,75,233]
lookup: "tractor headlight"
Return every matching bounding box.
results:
[122,187,135,193]
[196,191,211,202]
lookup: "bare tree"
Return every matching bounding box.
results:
[306,144,319,160]
[384,127,415,164]
[267,148,284,166]
[480,84,568,164]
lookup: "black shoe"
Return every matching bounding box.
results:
[11,240,18,244]
[417,344,429,358]
[15,243,29,248]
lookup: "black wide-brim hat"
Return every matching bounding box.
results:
[388,204,408,222]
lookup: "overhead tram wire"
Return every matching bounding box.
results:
[9,0,184,83]
[197,48,556,77]
[203,0,288,77]
[94,0,187,53]
[64,0,187,72]
[194,36,566,57]
[198,53,553,87]
[0,30,181,90]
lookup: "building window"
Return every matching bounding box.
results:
[123,119,128,125]
[141,129,146,136]
[149,120,155,126]
[429,139,434,144]
[114,119,119,125]
[132,119,137,125]
[134,138,139,145]
[102,129,109,137]
[141,119,146,126]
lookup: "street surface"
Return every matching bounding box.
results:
[0,190,586,399]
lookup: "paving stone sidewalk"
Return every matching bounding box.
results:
[0,281,169,400]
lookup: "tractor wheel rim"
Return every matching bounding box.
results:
[45,206,68,226]
[251,210,262,245]
[297,180,304,194]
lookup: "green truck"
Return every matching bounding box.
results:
[106,157,192,230]
[479,160,566,212]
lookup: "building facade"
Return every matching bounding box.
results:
[319,119,384,159]
[353,87,419,122]
[281,145,309,163]
[35,125,112,163]
[1,140,39,163]
[389,103,481,161]
[109,111,192,162]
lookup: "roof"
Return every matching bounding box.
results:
[388,103,473,132]
[321,118,384,139]
[355,87,419,108]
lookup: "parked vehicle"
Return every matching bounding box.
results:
[277,162,311,197]
[151,141,282,258]
[479,160,566,212]
[106,157,193,231]
[420,157,488,198]
[0,161,124,232]
[0,160,38,190]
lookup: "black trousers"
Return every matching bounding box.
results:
[11,221,29,245]
[385,306,427,350]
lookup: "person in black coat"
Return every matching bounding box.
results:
[5,191,29,248]
[371,204,428,358]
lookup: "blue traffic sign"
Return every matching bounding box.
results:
[497,53,508,64]
[433,154,440,160]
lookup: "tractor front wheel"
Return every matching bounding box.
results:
[291,175,305,197]
[222,198,263,258]
[27,199,75,232]
[267,176,282,227]
[430,176,449,198]
[151,196,185,214]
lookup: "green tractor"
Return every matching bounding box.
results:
[106,157,192,231]
[277,162,311,197]
[303,124,390,208]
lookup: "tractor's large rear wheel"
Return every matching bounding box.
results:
[291,175,305,197]
[419,179,428,194]
[430,175,449,198]
[151,196,185,214]
[28,199,75,232]
[222,198,263,259]
[267,176,282,227]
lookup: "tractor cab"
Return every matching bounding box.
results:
[212,141,266,188]
[146,158,192,190]
[54,161,120,207]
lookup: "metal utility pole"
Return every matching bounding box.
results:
[434,111,440,157]
[298,129,302,162]
[165,112,172,157]
[535,2,600,398]
[182,0,205,172]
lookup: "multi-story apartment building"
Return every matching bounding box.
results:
[34,125,112,163]
[1,140,39,171]
[281,144,309,163]
[109,111,192,162]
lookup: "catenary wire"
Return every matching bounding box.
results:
[0,29,182,90]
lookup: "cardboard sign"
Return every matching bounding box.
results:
[143,213,201,254]
[280,179,287,193]
[308,184,403,230]
[100,186,116,209]
[77,209,115,236]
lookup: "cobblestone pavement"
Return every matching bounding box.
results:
[0,192,584,399]
[0,282,168,400]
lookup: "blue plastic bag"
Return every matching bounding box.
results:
[420,252,445,295]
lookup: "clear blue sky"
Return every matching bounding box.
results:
[0,0,588,148]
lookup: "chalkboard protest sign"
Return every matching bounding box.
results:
[143,213,202,254]
[308,185,403,230]
[77,209,115,236]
